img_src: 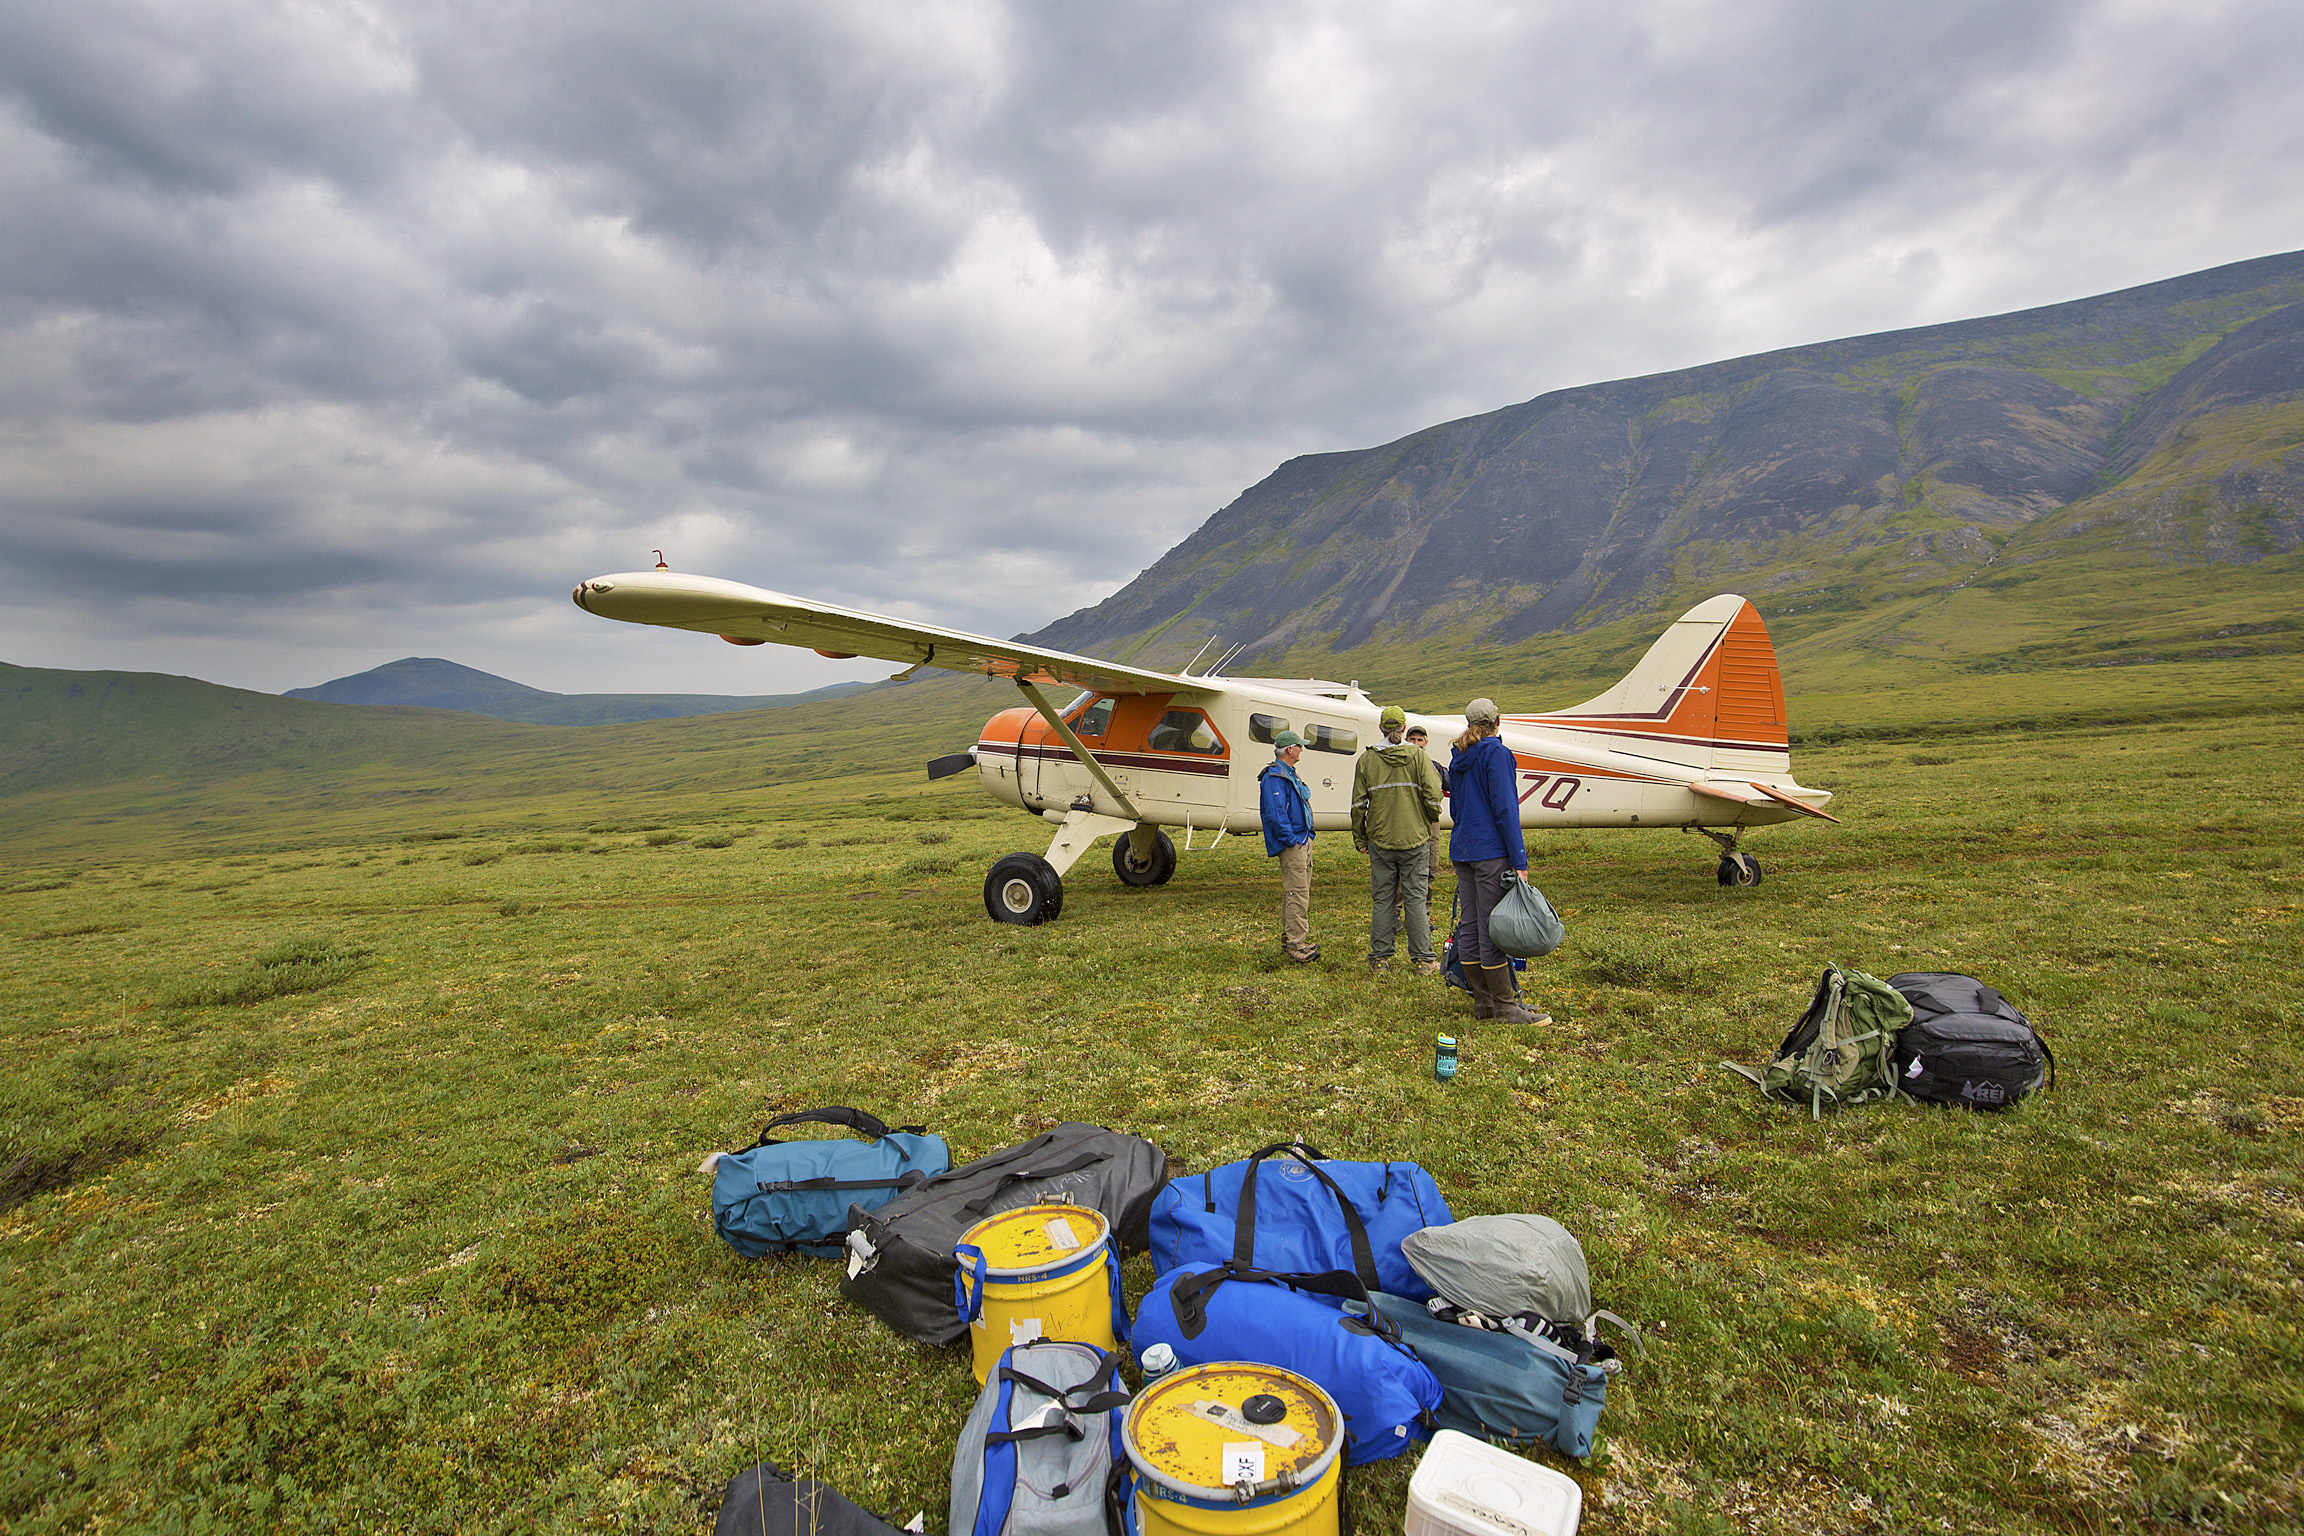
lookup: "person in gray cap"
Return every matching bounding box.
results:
[1447,698,1547,1025]
[1258,729,1319,964]
[1353,704,1444,973]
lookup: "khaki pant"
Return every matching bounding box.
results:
[1369,844,1433,963]
[1278,841,1315,960]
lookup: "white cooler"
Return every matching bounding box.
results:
[1405,1430,1582,1536]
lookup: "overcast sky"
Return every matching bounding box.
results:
[3,0,2300,697]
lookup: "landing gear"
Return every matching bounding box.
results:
[1689,825,1764,887]
[984,852,1064,925]
[1112,829,1177,887]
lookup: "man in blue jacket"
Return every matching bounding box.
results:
[1447,698,1545,1024]
[1259,730,1320,964]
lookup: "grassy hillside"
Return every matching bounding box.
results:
[0,663,1017,864]
[2,718,2297,1532]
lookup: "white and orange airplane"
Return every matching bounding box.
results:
[574,568,1837,923]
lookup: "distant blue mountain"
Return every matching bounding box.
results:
[284,657,870,725]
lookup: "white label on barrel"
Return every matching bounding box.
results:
[1009,1317,1043,1346]
[1044,1218,1081,1250]
[1222,1444,1265,1485]
[1189,1400,1302,1448]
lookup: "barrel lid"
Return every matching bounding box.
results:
[957,1202,1111,1276]
[1124,1362,1341,1501]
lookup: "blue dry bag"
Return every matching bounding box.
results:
[1146,1140,1451,1301]
[711,1107,949,1259]
[1131,1260,1441,1464]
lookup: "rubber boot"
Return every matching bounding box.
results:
[1483,965,1544,1025]
[1464,961,1497,1021]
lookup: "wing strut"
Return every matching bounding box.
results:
[1016,680,1142,823]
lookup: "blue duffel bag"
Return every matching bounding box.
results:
[1367,1293,1619,1459]
[711,1108,949,1259]
[1146,1141,1452,1301]
[1132,1259,1442,1464]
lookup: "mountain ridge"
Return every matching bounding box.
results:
[1028,250,2304,672]
[284,656,870,725]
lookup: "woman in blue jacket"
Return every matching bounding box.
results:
[1448,699,1545,1024]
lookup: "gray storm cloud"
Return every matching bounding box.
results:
[1,0,2299,693]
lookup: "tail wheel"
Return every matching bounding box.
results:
[1112,831,1177,888]
[1717,853,1764,887]
[985,852,1064,924]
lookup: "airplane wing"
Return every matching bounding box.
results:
[573,569,1205,698]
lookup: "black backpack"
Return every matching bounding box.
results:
[1886,972,2055,1111]
[839,1122,1168,1346]
[714,1463,908,1536]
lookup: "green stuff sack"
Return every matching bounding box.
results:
[1723,964,1911,1118]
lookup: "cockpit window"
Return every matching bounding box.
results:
[1146,709,1224,755]
[1070,697,1114,738]
[1248,712,1290,744]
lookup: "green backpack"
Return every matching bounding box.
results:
[1725,964,1913,1118]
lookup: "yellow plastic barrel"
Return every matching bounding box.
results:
[1124,1362,1345,1536]
[953,1202,1120,1384]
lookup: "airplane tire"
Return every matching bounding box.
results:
[985,853,1064,924]
[1717,853,1764,887]
[1112,831,1178,888]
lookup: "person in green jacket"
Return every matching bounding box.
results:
[1353,705,1446,973]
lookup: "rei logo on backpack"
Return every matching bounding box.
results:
[950,1340,1131,1536]
[1722,964,1912,1118]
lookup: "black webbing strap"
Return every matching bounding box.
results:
[987,1350,1129,1449]
[746,1107,925,1150]
[2036,1032,2057,1091]
[753,1170,932,1194]
[1231,1142,1379,1292]
[1167,1259,1389,1341]
[959,1152,1106,1215]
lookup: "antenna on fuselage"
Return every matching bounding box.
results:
[1180,635,1221,676]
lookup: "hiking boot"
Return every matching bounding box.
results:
[1482,966,1545,1025]
[1369,956,1393,974]
[1464,963,1497,1021]
[1412,960,1442,977]
[1287,945,1322,965]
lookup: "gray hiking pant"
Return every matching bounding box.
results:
[1453,857,1514,969]
[1370,844,1433,963]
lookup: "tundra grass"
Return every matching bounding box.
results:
[2,720,2300,1534]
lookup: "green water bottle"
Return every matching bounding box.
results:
[1435,1034,1458,1081]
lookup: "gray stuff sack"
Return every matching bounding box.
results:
[1403,1213,1591,1324]
[1487,878,1566,959]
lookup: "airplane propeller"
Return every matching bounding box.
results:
[925,749,976,781]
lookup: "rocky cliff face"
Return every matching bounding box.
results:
[1028,252,2304,670]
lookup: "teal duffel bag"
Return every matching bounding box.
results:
[710,1108,948,1259]
[1367,1293,1618,1459]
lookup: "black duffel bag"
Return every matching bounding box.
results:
[1887,972,2055,1111]
[839,1122,1168,1346]
[714,1462,908,1536]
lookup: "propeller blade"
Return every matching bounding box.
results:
[925,751,975,781]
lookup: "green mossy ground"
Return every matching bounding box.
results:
[4,712,2300,1533]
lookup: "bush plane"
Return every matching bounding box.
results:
[573,568,1837,923]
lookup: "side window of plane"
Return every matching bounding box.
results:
[1071,698,1114,738]
[1303,723,1358,754]
[1248,712,1291,744]
[1147,709,1225,755]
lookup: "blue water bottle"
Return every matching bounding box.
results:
[1435,1034,1459,1081]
